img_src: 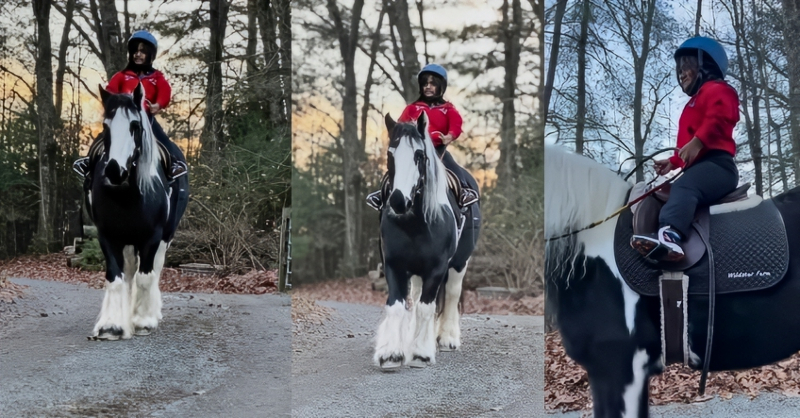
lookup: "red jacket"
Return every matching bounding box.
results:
[398,101,463,147]
[670,80,739,168]
[106,69,171,115]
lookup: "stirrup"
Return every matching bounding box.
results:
[366,190,382,211]
[73,157,90,178]
[459,188,479,207]
[170,161,188,180]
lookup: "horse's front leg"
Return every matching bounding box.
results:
[131,238,167,335]
[408,265,449,368]
[374,262,412,369]
[93,237,132,340]
[437,258,469,351]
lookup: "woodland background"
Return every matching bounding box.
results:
[292,0,545,294]
[545,0,800,409]
[0,0,291,273]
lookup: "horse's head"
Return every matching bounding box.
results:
[97,83,158,193]
[384,113,447,220]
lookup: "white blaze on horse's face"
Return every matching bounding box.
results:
[391,135,424,202]
[105,111,138,172]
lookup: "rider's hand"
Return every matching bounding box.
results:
[654,159,674,176]
[149,102,162,114]
[679,137,704,167]
[441,134,454,145]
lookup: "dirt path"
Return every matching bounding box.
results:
[292,300,544,417]
[0,278,291,417]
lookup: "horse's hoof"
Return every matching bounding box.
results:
[438,344,458,352]
[134,326,153,336]
[379,354,404,370]
[437,335,461,352]
[94,327,124,341]
[408,355,431,368]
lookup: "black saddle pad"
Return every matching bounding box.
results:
[613,199,789,296]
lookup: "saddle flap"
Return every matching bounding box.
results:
[615,199,788,297]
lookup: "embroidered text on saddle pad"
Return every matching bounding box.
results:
[613,200,789,297]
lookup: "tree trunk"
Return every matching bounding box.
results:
[33,0,60,251]
[632,0,657,182]
[91,0,126,78]
[55,0,76,119]
[575,0,590,155]
[257,0,280,124]
[327,0,366,276]
[496,0,523,191]
[276,0,291,125]
[384,0,419,102]
[543,0,566,125]
[781,0,800,176]
[201,0,230,155]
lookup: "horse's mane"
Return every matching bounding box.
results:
[393,123,449,222]
[105,94,160,198]
[545,146,631,279]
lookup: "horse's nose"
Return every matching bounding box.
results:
[389,189,410,214]
[104,159,128,185]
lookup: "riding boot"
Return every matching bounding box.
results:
[73,157,90,178]
[366,190,382,211]
[459,187,479,208]
[170,160,188,180]
[630,225,685,262]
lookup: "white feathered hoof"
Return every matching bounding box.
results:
[93,326,127,341]
[91,277,133,341]
[437,320,461,352]
[407,354,431,368]
[134,326,154,336]
[378,353,405,371]
[437,335,460,352]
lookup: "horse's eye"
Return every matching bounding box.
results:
[414,150,424,164]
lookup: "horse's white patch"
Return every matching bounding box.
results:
[622,348,649,418]
[438,262,468,351]
[408,301,437,367]
[93,275,132,339]
[374,301,412,367]
[107,110,137,169]
[581,220,640,335]
[409,275,422,307]
[391,140,423,201]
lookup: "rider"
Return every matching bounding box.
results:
[631,36,740,262]
[367,64,479,210]
[73,30,188,182]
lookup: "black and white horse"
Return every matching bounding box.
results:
[88,83,189,340]
[374,114,480,369]
[546,145,800,417]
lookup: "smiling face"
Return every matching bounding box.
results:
[133,43,148,65]
[677,55,699,94]
[422,75,439,98]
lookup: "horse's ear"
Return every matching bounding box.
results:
[385,114,396,134]
[416,112,428,138]
[133,82,145,111]
[99,85,110,105]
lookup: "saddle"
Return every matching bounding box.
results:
[614,183,789,394]
[618,184,788,295]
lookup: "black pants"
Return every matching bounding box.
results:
[149,116,187,165]
[659,150,738,237]
[435,146,478,190]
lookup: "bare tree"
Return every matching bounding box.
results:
[496,0,524,190]
[32,0,60,250]
[202,0,230,153]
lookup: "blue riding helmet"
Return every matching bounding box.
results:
[418,64,448,95]
[129,30,158,52]
[674,36,727,78]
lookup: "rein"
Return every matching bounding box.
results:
[546,169,684,242]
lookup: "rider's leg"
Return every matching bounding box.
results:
[440,150,479,207]
[149,117,187,179]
